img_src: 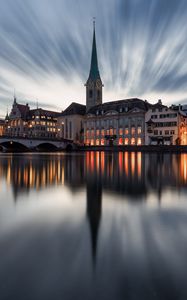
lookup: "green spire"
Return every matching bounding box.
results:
[88,20,101,80]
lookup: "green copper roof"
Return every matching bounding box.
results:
[88,25,101,81]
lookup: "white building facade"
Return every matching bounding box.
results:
[145,103,187,145]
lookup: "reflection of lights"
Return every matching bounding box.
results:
[131,152,135,176]
[6,163,11,186]
[86,152,90,171]
[181,154,187,182]
[101,152,105,175]
[119,152,123,173]
[137,152,142,179]
[124,152,129,176]
[90,151,94,171]
[96,152,100,172]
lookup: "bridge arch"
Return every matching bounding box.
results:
[36,142,58,151]
[0,141,29,151]
[65,143,74,151]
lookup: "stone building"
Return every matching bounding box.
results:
[57,22,159,146]
[145,102,187,145]
[59,22,187,147]
[0,119,4,136]
[4,97,61,139]
[57,102,85,144]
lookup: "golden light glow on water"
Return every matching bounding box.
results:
[137,152,142,178]
[124,152,129,177]
[119,152,123,174]
[101,152,105,175]
[131,152,135,177]
[0,152,187,201]
[180,154,187,183]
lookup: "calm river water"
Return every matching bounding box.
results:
[0,152,187,300]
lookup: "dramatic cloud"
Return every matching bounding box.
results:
[0,0,187,117]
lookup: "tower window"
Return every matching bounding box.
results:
[97,90,100,100]
[89,90,93,98]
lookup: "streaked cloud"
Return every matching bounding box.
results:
[0,0,187,117]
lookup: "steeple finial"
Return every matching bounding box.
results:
[88,18,100,81]
[5,105,9,121]
[13,88,17,104]
[93,17,96,29]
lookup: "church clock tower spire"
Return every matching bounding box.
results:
[86,19,103,111]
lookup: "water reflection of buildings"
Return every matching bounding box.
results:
[0,155,65,199]
[0,152,187,199]
[0,152,187,263]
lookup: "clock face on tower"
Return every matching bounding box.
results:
[96,79,102,88]
[87,80,94,88]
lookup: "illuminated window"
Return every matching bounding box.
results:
[96,139,100,145]
[107,129,110,135]
[131,138,136,145]
[119,127,123,136]
[124,138,128,145]
[125,127,129,135]
[86,129,90,138]
[110,128,114,135]
[118,137,123,145]
[137,138,142,145]
[137,126,142,135]
[96,129,100,136]
[131,126,135,135]
[101,129,105,136]
[91,129,94,137]
[101,138,105,145]
[90,139,94,146]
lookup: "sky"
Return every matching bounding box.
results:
[0,0,187,117]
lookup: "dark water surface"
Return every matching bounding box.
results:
[0,152,187,300]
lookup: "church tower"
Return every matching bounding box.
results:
[86,21,103,111]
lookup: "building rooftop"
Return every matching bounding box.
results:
[87,98,152,115]
[61,102,86,116]
[30,108,61,118]
[16,103,30,119]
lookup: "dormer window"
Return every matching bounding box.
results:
[119,108,123,113]
[125,107,128,112]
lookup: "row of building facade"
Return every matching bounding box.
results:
[1,23,187,146]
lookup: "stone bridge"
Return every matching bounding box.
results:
[0,136,75,151]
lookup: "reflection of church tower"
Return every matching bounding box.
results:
[86,179,102,265]
[85,20,103,112]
